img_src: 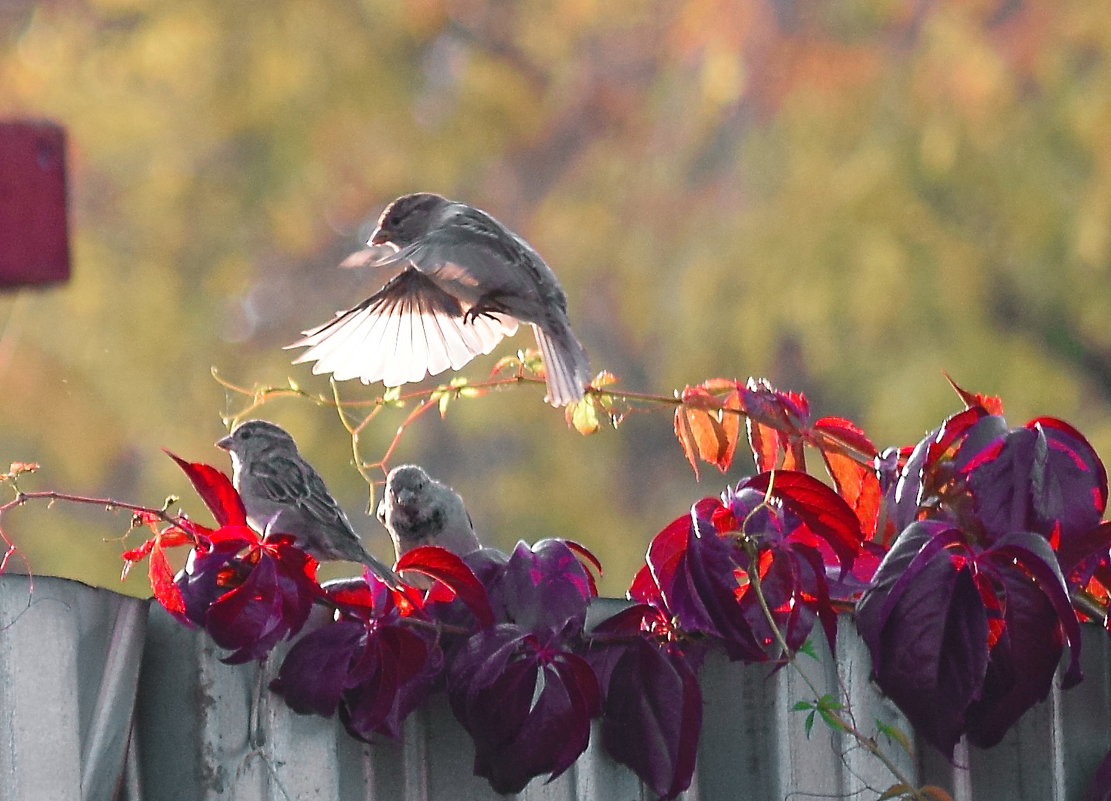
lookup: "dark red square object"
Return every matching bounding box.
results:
[0,120,70,288]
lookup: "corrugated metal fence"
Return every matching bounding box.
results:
[2,574,1109,800]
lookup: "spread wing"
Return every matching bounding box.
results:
[287,267,518,387]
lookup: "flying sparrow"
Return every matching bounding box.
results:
[287,193,591,406]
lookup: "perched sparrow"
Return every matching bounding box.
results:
[377,464,480,561]
[286,193,591,406]
[216,419,398,586]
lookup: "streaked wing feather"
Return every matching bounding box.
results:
[287,268,516,387]
[297,469,355,534]
[251,455,311,506]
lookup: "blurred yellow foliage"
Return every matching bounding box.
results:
[2,0,1110,596]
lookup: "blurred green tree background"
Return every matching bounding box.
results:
[2,0,1109,596]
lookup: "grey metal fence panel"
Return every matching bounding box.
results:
[3,575,1109,801]
[0,575,148,801]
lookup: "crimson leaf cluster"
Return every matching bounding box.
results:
[123,382,1111,800]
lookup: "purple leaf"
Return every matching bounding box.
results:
[600,637,701,801]
[740,471,863,574]
[740,544,823,657]
[934,409,1002,471]
[273,621,367,716]
[204,556,289,663]
[341,625,435,739]
[448,625,599,794]
[488,540,594,635]
[962,426,1044,541]
[964,556,1065,748]
[648,501,729,642]
[791,543,839,653]
[1031,417,1108,542]
[273,582,439,741]
[979,531,1082,688]
[1058,521,1111,580]
[176,537,252,626]
[856,521,968,671]
[856,529,989,759]
[176,534,319,665]
[959,417,1108,547]
[676,516,765,661]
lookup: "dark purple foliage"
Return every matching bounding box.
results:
[176,531,255,626]
[447,625,600,794]
[858,406,1104,757]
[164,453,320,663]
[177,533,319,664]
[964,550,1064,747]
[484,539,595,634]
[599,637,701,801]
[586,604,702,800]
[273,613,436,740]
[442,539,601,793]
[271,554,488,741]
[856,522,990,758]
[960,418,1108,545]
[637,471,860,663]
[276,575,440,739]
[148,384,1111,795]
[857,520,1084,757]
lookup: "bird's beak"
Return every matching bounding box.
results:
[369,227,390,245]
[215,434,233,451]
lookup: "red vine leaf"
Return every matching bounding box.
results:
[674,384,741,478]
[945,374,1004,416]
[164,450,247,527]
[149,536,187,621]
[396,546,494,628]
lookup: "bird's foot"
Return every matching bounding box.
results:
[463,293,511,324]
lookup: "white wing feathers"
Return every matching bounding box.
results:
[286,268,518,387]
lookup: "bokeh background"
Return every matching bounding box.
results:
[2,0,1110,596]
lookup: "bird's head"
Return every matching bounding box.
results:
[216,419,298,461]
[380,464,431,513]
[369,193,449,247]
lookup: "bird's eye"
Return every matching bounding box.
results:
[389,215,400,226]
[240,430,251,440]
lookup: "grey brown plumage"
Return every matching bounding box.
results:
[216,419,398,586]
[287,193,591,406]
[377,464,480,560]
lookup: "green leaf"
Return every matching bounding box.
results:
[798,639,820,661]
[817,706,847,732]
[876,719,913,755]
[567,395,601,435]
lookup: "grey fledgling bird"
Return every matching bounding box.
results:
[377,464,480,562]
[286,192,591,406]
[216,419,398,586]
